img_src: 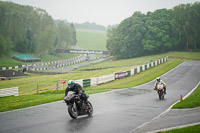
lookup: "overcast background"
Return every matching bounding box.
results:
[2,0,200,26]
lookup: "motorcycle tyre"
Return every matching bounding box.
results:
[87,101,93,116]
[68,104,78,119]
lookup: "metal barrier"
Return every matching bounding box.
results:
[0,87,19,97]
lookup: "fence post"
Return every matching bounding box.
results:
[37,84,39,94]
[56,81,59,91]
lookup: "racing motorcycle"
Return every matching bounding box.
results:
[156,84,165,100]
[64,91,93,119]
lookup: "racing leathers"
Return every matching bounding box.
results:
[65,83,88,102]
[154,80,166,94]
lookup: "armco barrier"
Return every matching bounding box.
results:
[130,69,135,76]
[97,74,115,85]
[83,79,91,88]
[0,87,19,97]
[90,77,98,86]
[35,57,168,91]
[127,70,131,77]
[115,72,127,80]
[75,79,83,87]
[134,68,137,74]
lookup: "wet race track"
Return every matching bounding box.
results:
[0,61,200,133]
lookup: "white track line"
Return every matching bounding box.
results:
[131,80,200,133]
[147,122,200,133]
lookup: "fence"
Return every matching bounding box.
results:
[37,83,59,93]
[0,87,19,97]
[0,54,85,71]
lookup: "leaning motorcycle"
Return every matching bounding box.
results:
[156,84,165,100]
[64,91,93,119]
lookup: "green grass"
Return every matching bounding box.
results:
[0,54,168,95]
[0,52,200,112]
[76,29,107,51]
[0,58,182,112]
[172,85,200,109]
[0,53,78,68]
[85,60,182,90]
[159,124,200,133]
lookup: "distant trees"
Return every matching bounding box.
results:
[107,2,200,59]
[0,1,76,57]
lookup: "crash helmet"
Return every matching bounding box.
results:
[156,77,161,82]
[67,80,75,88]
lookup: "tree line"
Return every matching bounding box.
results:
[106,2,200,59]
[0,1,76,57]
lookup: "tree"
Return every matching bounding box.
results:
[142,9,174,53]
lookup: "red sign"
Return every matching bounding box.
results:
[61,80,66,84]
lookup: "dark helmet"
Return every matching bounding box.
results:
[156,77,161,82]
[67,80,75,88]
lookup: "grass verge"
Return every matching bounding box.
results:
[159,124,200,133]
[76,29,107,51]
[172,85,200,109]
[0,53,78,68]
[0,59,182,112]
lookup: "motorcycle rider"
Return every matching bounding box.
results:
[154,77,166,94]
[65,80,88,103]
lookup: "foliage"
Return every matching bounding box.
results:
[0,1,76,57]
[107,2,200,59]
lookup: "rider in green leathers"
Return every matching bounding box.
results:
[154,77,166,94]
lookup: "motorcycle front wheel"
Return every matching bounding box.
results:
[87,101,93,116]
[68,103,78,119]
[158,91,164,100]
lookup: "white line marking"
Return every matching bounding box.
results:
[147,122,200,133]
[131,80,200,133]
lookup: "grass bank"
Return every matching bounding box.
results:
[172,85,200,109]
[76,29,107,51]
[0,52,200,112]
[0,59,182,112]
[0,53,78,68]
[159,124,200,133]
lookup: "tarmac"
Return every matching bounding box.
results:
[134,107,200,133]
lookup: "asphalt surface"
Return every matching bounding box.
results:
[51,54,106,72]
[135,107,200,133]
[0,61,200,133]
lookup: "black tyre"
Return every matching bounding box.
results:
[87,101,93,116]
[158,91,162,100]
[68,104,78,119]
[158,91,164,100]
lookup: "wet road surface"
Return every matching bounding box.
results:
[0,61,200,133]
[135,107,200,133]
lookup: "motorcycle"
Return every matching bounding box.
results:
[64,91,93,119]
[156,84,165,100]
